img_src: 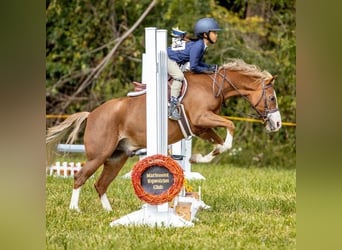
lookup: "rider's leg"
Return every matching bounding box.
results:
[167,58,184,120]
[169,80,182,120]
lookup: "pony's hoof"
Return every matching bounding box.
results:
[190,154,202,163]
[190,153,214,163]
[69,205,81,212]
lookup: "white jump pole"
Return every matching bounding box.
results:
[57,144,85,153]
[121,27,168,178]
[146,28,168,156]
[110,28,192,227]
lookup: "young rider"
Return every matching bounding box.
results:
[167,17,221,120]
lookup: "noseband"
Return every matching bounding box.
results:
[212,68,279,121]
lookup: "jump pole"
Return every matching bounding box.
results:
[110,28,193,227]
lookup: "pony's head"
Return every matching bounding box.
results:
[253,76,282,132]
[221,59,282,132]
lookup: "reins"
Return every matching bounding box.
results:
[210,69,226,107]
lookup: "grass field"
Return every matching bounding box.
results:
[46,158,296,249]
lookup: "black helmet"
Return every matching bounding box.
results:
[194,18,221,37]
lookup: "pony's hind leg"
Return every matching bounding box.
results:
[69,157,105,211]
[94,150,129,211]
[70,188,81,211]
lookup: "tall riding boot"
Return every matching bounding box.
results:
[168,96,181,120]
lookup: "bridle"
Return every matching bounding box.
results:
[211,67,279,122]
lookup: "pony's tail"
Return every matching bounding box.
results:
[46,111,90,166]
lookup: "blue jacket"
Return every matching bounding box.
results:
[167,39,210,73]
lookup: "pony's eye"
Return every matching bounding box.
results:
[269,96,276,102]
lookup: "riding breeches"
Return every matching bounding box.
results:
[168,58,184,98]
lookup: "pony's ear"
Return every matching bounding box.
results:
[269,75,277,85]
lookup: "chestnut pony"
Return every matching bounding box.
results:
[46,59,282,211]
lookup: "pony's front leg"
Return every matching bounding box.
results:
[214,128,233,153]
[190,129,233,163]
[190,152,215,163]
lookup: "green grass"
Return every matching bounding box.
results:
[46,158,296,249]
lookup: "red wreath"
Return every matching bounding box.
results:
[131,154,184,205]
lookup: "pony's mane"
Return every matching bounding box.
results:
[221,59,272,80]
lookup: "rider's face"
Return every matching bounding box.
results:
[209,31,218,43]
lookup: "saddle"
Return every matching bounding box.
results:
[127,77,193,138]
[127,77,188,103]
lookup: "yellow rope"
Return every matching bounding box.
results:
[46,114,296,127]
[46,114,69,119]
[222,116,296,127]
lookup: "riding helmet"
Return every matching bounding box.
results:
[194,18,221,37]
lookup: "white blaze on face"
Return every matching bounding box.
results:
[265,110,282,132]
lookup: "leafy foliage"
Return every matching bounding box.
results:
[46,0,296,168]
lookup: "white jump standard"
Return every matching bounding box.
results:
[110,27,206,228]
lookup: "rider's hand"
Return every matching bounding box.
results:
[203,64,218,74]
[209,64,218,72]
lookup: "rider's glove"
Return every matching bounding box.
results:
[203,64,218,74]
